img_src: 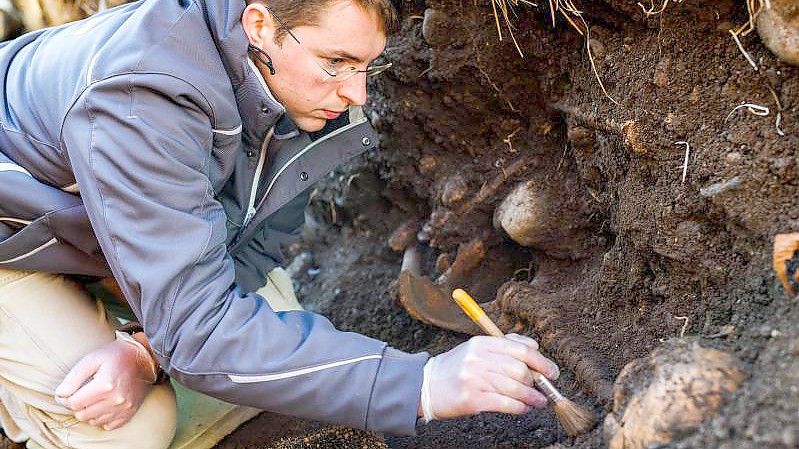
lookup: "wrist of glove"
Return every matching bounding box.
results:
[53,324,165,430]
[419,334,560,423]
[116,323,167,384]
[114,331,158,384]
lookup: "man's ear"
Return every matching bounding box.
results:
[241,3,277,47]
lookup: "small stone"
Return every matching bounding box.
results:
[567,124,594,150]
[418,155,437,175]
[588,38,606,60]
[725,151,743,164]
[699,176,742,198]
[441,175,469,206]
[435,253,451,276]
[285,252,313,278]
[663,113,682,131]
[388,219,417,252]
[421,9,453,48]
[689,86,701,103]
[757,0,799,66]
[769,157,796,181]
[622,121,645,154]
[653,57,671,87]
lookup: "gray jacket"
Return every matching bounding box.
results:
[0,0,427,434]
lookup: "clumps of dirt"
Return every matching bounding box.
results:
[266,426,387,449]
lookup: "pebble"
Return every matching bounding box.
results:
[440,175,468,206]
[421,9,452,48]
[285,252,313,278]
[588,38,606,60]
[418,155,437,175]
[699,176,742,198]
[757,0,799,65]
[724,151,743,164]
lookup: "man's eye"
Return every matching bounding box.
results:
[327,58,344,67]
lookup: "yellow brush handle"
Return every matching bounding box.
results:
[452,289,503,337]
[452,288,557,394]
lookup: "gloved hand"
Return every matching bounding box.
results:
[419,333,559,421]
[54,331,159,430]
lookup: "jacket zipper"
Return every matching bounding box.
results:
[243,127,274,227]
[251,115,368,215]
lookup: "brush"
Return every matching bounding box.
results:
[451,288,597,437]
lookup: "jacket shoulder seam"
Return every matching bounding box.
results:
[59,71,217,151]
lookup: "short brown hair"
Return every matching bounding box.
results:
[248,0,398,43]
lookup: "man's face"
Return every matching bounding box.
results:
[245,1,387,132]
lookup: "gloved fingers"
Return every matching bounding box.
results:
[492,338,560,381]
[488,353,535,386]
[486,372,548,409]
[475,391,531,415]
[504,333,539,351]
[55,353,103,403]
[104,416,131,431]
[95,408,133,429]
[73,395,128,422]
[61,376,116,411]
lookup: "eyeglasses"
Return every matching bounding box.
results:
[265,6,392,83]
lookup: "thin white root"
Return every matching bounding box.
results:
[675,141,690,184]
[637,0,669,16]
[725,103,769,123]
[675,315,689,338]
[729,30,759,71]
[766,85,786,137]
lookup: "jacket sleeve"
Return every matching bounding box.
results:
[60,73,427,434]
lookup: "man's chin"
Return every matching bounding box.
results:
[294,116,327,132]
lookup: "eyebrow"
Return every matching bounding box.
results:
[324,50,366,64]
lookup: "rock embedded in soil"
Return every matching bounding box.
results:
[388,218,417,252]
[434,252,451,275]
[418,154,437,175]
[604,340,743,449]
[285,252,313,279]
[493,180,593,259]
[757,0,799,66]
[421,8,453,49]
[440,174,468,206]
[699,176,742,198]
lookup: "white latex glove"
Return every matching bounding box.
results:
[54,331,158,430]
[419,333,559,422]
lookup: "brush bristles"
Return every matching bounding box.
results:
[552,398,597,437]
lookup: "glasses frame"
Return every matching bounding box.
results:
[264,6,392,82]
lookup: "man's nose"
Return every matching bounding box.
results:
[337,73,368,106]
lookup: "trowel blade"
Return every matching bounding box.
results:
[398,270,482,335]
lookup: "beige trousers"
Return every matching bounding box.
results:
[0,267,301,449]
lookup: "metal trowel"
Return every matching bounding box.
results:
[397,240,494,335]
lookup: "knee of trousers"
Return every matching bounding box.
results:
[97,383,178,449]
